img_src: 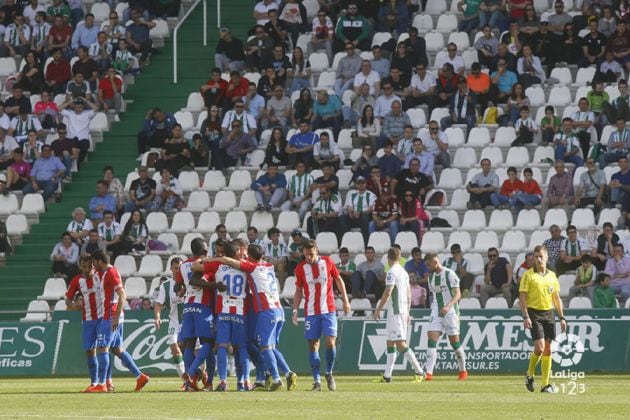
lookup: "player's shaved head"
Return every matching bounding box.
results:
[248,244,263,261]
[191,238,207,256]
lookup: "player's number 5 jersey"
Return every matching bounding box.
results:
[428,268,460,317]
[215,264,248,315]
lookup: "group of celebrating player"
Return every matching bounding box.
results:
[66,234,567,393]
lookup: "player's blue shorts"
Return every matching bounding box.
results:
[256,308,284,348]
[304,312,338,340]
[96,319,123,348]
[82,320,99,351]
[216,313,247,347]
[181,303,214,339]
[246,311,257,341]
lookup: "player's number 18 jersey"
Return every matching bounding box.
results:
[215,264,248,315]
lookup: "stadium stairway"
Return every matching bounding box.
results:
[0,1,252,321]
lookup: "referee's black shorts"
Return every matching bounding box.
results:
[527,308,555,341]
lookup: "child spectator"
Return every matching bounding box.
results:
[568,254,597,300]
[512,106,538,146]
[593,273,617,308]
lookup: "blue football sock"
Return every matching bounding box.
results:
[238,348,251,383]
[262,348,280,381]
[187,343,211,377]
[106,352,113,380]
[309,351,321,383]
[183,346,195,373]
[234,349,242,382]
[97,352,109,384]
[273,348,291,375]
[87,354,98,384]
[119,351,142,378]
[325,347,337,375]
[248,342,265,382]
[217,346,228,381]
[206,351,216,383]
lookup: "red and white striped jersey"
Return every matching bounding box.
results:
[94,265,123,321]
[66,272,100,321]
[214,264,248,315]
[175,257,212,306]
[295,256,338,316]
[240,259,282,313]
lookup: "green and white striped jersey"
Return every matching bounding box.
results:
[385,263,410,315]
[428,268,460,317]
[287,172,314,199]
[153,278,183,325]
[442,256,470,273]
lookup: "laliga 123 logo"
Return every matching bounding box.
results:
[552,333,585,367]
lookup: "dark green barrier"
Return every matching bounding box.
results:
[2,309,629,376]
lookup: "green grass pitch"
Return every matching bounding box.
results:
[0,375,627,419]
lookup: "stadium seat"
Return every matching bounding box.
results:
[19,194,45,214]
[452,147,477,168]
[350,298,372,315]
[448,231,472,252]
[174,111,194,131]
[210,190,237,212]
[472,231,499,252]
[250,211,274,232]
[368,232,391,254]
[514,209,541,231]
[124,171,140,191]
[6,214,28,236]
[281,278,297,300]
[226,170,252,191]
[425,0,447,13]
[185,190,211,212]
[341,232,364,254]
[337,129,353,149]
[571,208,595,230]
[532,146,554,165]
[606,85,621,102]
[549,67,573,85]
[136,255,164,277]
[178,171,200,191]
[146,212,169,234]
[148,276,162,294]
[196,211,221,234]
[525,86,545,107]
[420,231,445,253]
[184,92,204,111]
[120,212,131,229]
[437,168,463,189]
[424,31,445,52]
[493,127,517,147]
[114,255,137,277]
[412,14,433,33]
[38,278,67,300]
[598,208,621,228]
[436,209,460,228]
[170,211,195,233]
[20,300,50,322]
[501,230,527,253]
[529,230,551,249]
[435,14,457,33]
[336,169,353,191]
[125,277,147,299]
[600,125,616,146]
[276,211,300,233]
[237,190,257,211]
[445,127,465,147]
[461,210,486,231]
[156,233,179,251]
[573,86,591,105]
[180,233,204,254]
[569,297,592,308]
[459,297,481,309]
[488,209,513,231]
[246,149,265,168]
[296,33,311,52]
[479,146,503,166]
[464,168,482,185]
[574,67,597,86]
[371,32,393,48]
[225,211,248,233]
[90,2,111,22]
[316,232,338,254]
[394,232,418,254]
[429,107,450,123]
[448,32,470,50]
[467,127,491,148]
[485,297,509,309]
[0,194,19,215]
[542,208,568,229]
[547,86,572,106]
[449,189,470,210]
[504,147,530,167]
[406,108,426,129]
[54,300,67,311]
[572,166,588,187]
[562,105,580,119]
[201,170,226,191]
[558,274,575,298]
[316,71,336,89]
[464,253,484,274]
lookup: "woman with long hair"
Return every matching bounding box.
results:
[351,143,378,181]
[505,82,530,125]
[292,87,313,125]
[200,106,223,169]
[121,209,148,255]
[398,189,430,242]
[289,46,311,95]
[356,104,381,148]
[390,42,412,82]
[262,126,288,168]
[15,50,43,93]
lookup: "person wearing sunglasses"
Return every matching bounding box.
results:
[480,247,513,307]
[333,2,370,53]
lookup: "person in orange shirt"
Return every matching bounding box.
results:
[490,166,522,208]
[466,62,491,114]
[509,167,542,211]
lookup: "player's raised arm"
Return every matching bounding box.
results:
[189,271,227,291]
[191,258,208,272]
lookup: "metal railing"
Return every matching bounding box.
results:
[173,0,211,84]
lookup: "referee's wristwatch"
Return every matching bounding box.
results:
[559,316,566,321]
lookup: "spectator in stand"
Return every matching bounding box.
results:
[88,179,116,224]
[312,131,340,170]
[258,66,279,102]
[433,63,459,112]
[336,247,355,293]
[603,79,629,123]
[71,12,98,51]
[287,229,305,275]
[351,246,386,300]
[610,156,630,209]
[603,244,630,302]
[366,165,390,198]
[80,228,105,255]
[47,14,71,58]
[531,20,555,76]
[207,225,229,257]
[404,247,429,297]
[5,87,31,120]
[379,100,409,150]
[112,38,136,75]
[557,224,589,275]
[475,24,500,71]
[516,44,545,88]
[353,60,381,97]
[46,0,71,23]
[421,121,450,168]
[0,128,18,170]
[398,188,429,242]
[21,130,43,166]
[334,2,370,52]
[553,118,583,167]
[50,231,79,280]
[392,156,433,201]
[467,158,499,209]
[374,82,402,119]
[33,90,59,132]
[607,20,630,73]
[48,124,73,177]
[351,144,378,181]
[190,132,209,167]
[9,108,44,143]
[126,8,155,66]
[467,62,491,113]
[311,90,342,138]
[58,97,95,168]
[103,166,125,216]
[342,83,373,128]
[214,27,245,72]
[292,87,313,126]
[542,224,565,271]
[519,4,540,41]
[540,105,561,145]
[288,46,311,95]
[101,11,126,54]
[97,210,121,258]
[575,157,606,215]
[376,0,409,35]
[253,0,278,26]
[252,163,287,212]
[509,167,542,211]
[600,118,630,170]
[594,222,619,270]
[342,176,376,243]
[264,9,289,48]
[137,107,178,156]
[262,227,289,287]
[514,252,534,296]
[65,72,93,104]
[403,137,434,178]
[44,47,71,96]
[23,144,64,201]
[199,106,223,169]
[278,0,307,48]
[260,43,291,87]
[263,126,288,168]
[221,98,257,137]
[15,50,43,94]
[0,14,30,58]
[306,185,342,241]
[443,244,475,296]
[312,161,339,194]
[26,3,47,29]
[440,77,477,134]
[97,66,122,113]
[66,207,92,245]
[152,167,184,211]
[559,22,581,66]
[309,8,333,60]
[121,209,148,255]
[334,42,362,97]
[407,63,436,110]
[490,166,522,209]
[599,49,623,83]
[243,82,265,130]
[246,226,264,246]
[282,160,313,220]
[480,247,513,307]
[264,84,291,132]
[588,80,610,139]
[378,141,402,179]
[500,20,525,56]
[580,19,607,68]
[570,99,595,157]
[390,43,412,83]
[216,117,256,170]
[370,45,391,79]
[287,119,319,169]
[457,0,481,34]
[72,46,99,93]
[4,148,30,191]
[245,25,274,72]
[200,68,228,109]
[593,273,617,308]
[542,160,574,211]
[436,43,465,77]
[369,191,398,245]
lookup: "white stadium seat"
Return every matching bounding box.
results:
[569,297,592,308]
[170,211,196,233]
[543,208,568,229]
[436,209,460,228]
[571,208,595,230]
[316,232,338,254]
[7,214,29,236]
[201,170,226,191]
[174,111,194,131]
[452,147,477,168]
[114,255,137,277]
[424,32,445,52]
[21,300,50,322]
[488,209,513,231]
[276,211,300,233]
[549,67,573,85]
[547,86,572,107]
[447,231,472,252]
[479,146,503,166]
[226,170,252,191]
[125,277,147,299]
[185,191,211,212]
[493,127,517,147]
[420,231,445,253]
[19,194,45,214]
[136,255,164,277]
[196,211,221,234]
[472,231,499,253]
[412,14,433,33]
[459,297,481,309]
[0,194,19,215]
[184,92,204,111]
[225,211,248,233]
[558,274,575,298]
[525,86,545,107]
[38,278,67,300]
[445,127,465,147]
[437,168,463,189]
[436,14,458,33]
[504,147,530,166]
[211,190,237,212]
[501,230,527,253]
[178,171,200,191]
[485,297,509,309]
[529,230,551,249]
[425,0,447,13]
[515,209,541,231]
[250,211,274,232]
[467,127,491,148]
[448,32,470,50]
[146,212,169,234]
[341,232,364,254]
[394,232,418,254]
[368,232,391,254]
[461,210,486,231]
[156,233,179,251]
[180,233,204,254]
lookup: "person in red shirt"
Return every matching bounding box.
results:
[369,191,399,245]
[44,47,71,96]
[200,67,229,109]
[224,71,250,109]
[33,90,60,130]
[97,65,122,113]
[47,14,72,58]
[490,166,523,208]
[5,148,31,191]
[509,167,542,211]
[508,0,533,20]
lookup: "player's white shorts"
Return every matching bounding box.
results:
[386,313,408,341]
[167,320,181,345]
[427,312,460,336]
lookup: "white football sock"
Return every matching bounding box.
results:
[425,348,437,375]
